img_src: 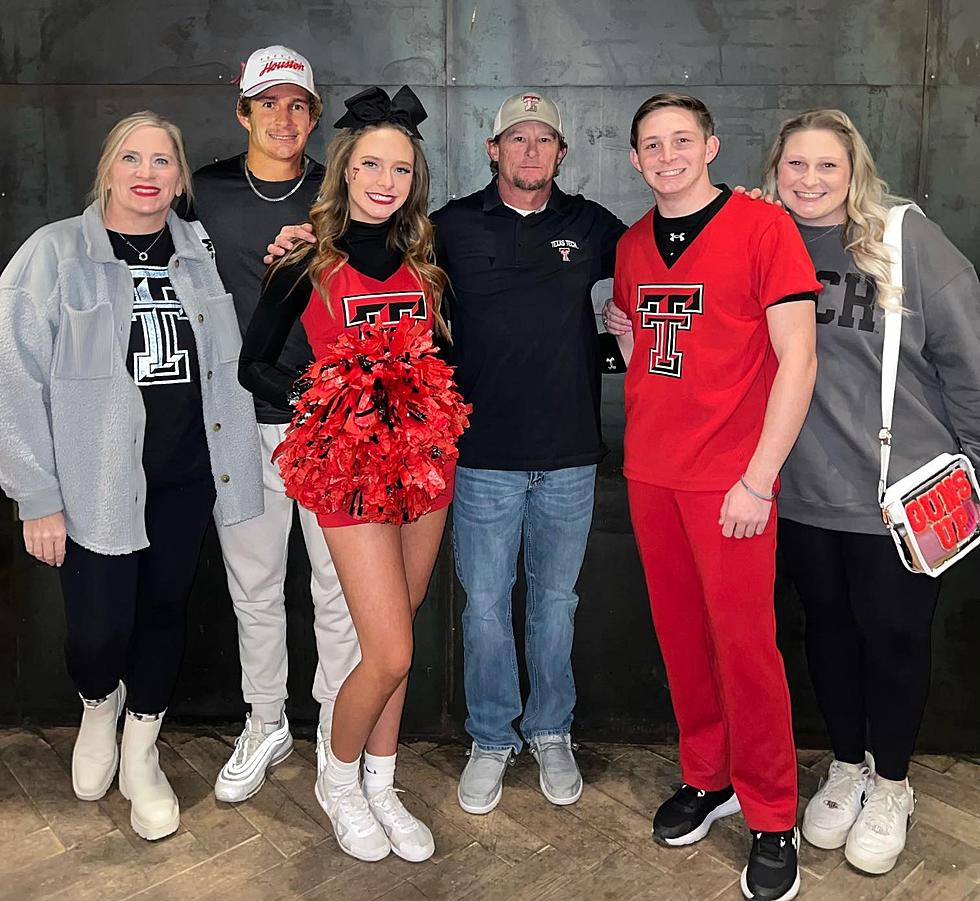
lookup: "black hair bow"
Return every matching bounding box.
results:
[333,86,427,140]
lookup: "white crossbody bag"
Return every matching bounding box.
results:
[878,204,980,576]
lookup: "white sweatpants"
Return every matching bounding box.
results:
[216,423,360,732]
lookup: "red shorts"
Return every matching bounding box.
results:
[315,462,456,528]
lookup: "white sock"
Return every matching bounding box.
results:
[325,748,361,795]
[362,752,396,798]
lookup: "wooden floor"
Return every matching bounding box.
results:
[0,727,978,901]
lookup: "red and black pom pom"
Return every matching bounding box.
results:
[272,318,471,524]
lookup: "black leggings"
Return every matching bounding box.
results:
[778,518,941,781]
[59,480,215,715]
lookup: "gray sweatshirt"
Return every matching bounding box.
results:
[0,203,264,554]
[779,211,980,535]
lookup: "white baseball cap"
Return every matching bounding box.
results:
[239,45,319,100]
[492,92,563,139]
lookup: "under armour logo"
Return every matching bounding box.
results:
[605,357,618,370]
[669,233,686,242]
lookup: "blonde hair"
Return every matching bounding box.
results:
[89,111,193,214]
[762,109,906,312]
[271,123,448,336]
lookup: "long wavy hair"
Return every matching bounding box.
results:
[762,109,906,312]
[272,122,448,335]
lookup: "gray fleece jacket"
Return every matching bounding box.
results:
[0,203,264,554]
[780,211,980,534]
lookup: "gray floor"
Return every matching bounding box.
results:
[1,727,978,900]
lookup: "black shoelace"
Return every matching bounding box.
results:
[754,830,790,864]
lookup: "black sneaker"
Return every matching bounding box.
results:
[652,783,741,845]
[740,827,801,900]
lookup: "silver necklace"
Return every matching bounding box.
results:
[244,156,310,203]
[115,226,167,262]
[803,223,843,244]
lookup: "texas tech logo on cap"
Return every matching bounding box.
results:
[522,94,541,112]
[342,290,427,328]
[636,284,704,378]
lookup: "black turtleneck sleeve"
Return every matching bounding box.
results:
[238,260,313,409]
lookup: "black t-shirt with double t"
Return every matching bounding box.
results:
[107,228,210,488]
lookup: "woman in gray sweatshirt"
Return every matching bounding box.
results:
[762,109,980,876]
[0,112,263,842]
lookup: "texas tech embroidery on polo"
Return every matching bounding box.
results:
[636,283,704,378]
[341,290,427,328]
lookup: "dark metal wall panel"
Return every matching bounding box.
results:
[1,0,446,86]
[0,84,448,265]
[448,0,927,87]
[445,84,923,230]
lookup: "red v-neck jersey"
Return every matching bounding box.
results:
[613,192,821,490]
[301,262,431,359]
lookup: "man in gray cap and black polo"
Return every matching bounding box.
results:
[432,92,627,814]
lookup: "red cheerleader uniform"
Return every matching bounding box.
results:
[299,263,457,527]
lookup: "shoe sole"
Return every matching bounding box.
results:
[214,740,294,803]
[130,807,180,841]
[388,838,435,863]
[801,815,855,850]
[739,865,800,900]
[844,842,902,875]
[314,781,391,862]
[655,793,742,846]
[538,771,583,806]
[458,782,503,815]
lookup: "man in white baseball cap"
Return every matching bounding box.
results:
[186,46,359,808]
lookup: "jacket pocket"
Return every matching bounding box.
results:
[210,294,243,364]
[53,303,115,379]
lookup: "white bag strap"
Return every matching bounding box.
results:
[878,203,923,504]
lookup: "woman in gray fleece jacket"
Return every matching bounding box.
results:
[0,111,263,841]
[763,109,980,876]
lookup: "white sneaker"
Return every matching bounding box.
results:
[72,682,126,801]
[214,714,293,803]
[802,754,873,849]
[457,743,513,815]
[845,776,914,874]
[315,777,391,862]
[368,786,435,862]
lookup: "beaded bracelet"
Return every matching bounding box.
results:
[739,475,775,501]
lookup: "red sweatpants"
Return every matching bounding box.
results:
[627,480,798,831]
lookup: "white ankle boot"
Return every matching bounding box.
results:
[72,682,126,800]
[119,711,179,841]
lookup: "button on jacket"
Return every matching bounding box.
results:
[432,181,627,471]
[0,203,264,555]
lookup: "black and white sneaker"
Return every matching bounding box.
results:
[740,827,801,900]
[652,783,741,845]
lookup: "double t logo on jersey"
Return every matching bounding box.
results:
[342,291,428,328]
[635,283,704,378]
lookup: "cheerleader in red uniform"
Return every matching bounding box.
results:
[239,86,468,863]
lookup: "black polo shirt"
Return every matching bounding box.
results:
[432,180,627,471]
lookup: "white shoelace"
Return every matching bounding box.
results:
[232,723,267,765]
[818,761,867,809]
[370,787,419,833]
[861,786,911,835]
[331,787,381,837]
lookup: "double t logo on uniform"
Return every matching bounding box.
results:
[341,291,427,328]
[635,284,704,378]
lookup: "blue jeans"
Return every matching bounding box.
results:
[452,465,597,753]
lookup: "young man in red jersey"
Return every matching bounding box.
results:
[605,94,818,901]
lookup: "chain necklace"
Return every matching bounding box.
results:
[114,226,167,262]
[244,155,310,203]
[802,222,844,244]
